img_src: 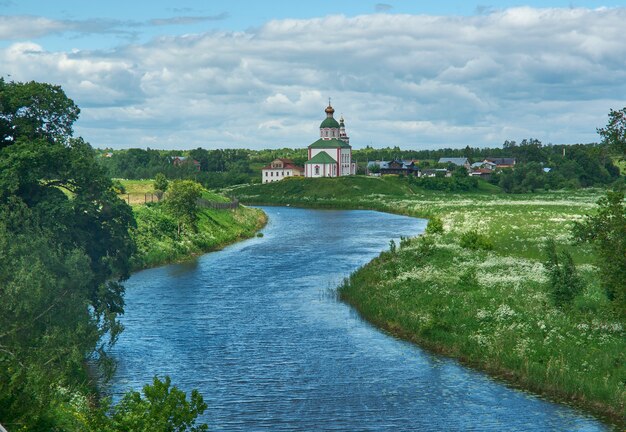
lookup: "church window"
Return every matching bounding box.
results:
[315,166,320,175]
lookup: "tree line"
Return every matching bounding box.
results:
[98,138,623,193]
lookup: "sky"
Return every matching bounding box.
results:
[2,1,626,150]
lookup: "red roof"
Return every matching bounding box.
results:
[261,162,304,171]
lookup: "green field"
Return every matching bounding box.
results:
[233,177,625,425]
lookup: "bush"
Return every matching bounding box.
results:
[459,230,494,250]
[426,216,444,234]
[543,238,584,307]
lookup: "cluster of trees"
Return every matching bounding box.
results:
[99,147,256,188]
[0,78,207,430]
[492,143,621,193]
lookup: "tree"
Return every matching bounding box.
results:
[154,173,169,200]
[597,107,626,157]
[165,180,203,236]
[109,376,208,432]
[0,79,135,429]
[0,78,80,147]
[572,190,626,315]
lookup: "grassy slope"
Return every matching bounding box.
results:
[233,176,625,425]
[118,179,266,270]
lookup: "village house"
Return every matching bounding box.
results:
[438,157,471,170]
[304,101,356,178]
[422,168,452,178]
[486,157,516,169]
[471,160,497,171]
[261,158,304,183]
[367,160,420,176]
[170,156,201,171]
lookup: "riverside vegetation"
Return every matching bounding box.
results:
[233,175,625,425]
[119,179,267,270]
[0,79,265,431]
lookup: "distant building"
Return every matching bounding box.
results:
[471,160,497,171]
[469,168,493,180]
[422,168,452,178]
[368,160,420,176]
[170,156,201,171]
[438,157,470,170]
[261,158,304,183]
[486,157,516,169]
[304,102,356,178]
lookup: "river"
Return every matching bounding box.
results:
[110,206,609,431]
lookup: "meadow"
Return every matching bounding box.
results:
[233,177,625,425]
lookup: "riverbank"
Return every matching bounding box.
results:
[118,180,267,270]
[233,178,625,426]
[130,204,266,270]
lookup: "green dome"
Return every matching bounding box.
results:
[320,117,340,129]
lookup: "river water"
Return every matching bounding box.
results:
[110,206,609,431]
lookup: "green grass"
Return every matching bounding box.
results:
[232,178,625,425]
[130,198,266,270]
[118,179,155,194]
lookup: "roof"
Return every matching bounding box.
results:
[486,157,516,165]
[438,157,468,166]
[368,160,418,170]
[305,151,338,164]
[471,161,497,168]
[308,138,351,149]
[320,117,340,129]
[261,163,303,171]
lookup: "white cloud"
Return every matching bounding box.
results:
[2,7,626,150]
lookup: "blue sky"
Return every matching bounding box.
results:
[2,1,626,149]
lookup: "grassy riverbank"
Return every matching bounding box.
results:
[233,177,625,425]
[118,180,267,270]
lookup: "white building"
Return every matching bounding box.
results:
[261,158,304,183]
[304,102,356,178]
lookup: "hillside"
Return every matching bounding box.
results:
[231,175,500,209]
[118,179,267,270]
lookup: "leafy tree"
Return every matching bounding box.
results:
[543,238,583,308]
[108,376,208,432]
[597,107,626,157]
[572,190,626,315]
[154,173,169,200]
[166,180,203,236]
[0,79,135,429]
[0,78,80,146]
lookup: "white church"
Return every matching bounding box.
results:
[304,102,356,177]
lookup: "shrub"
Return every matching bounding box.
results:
[543,238,584,307]
[426,216,444,234]
[459,230,494,250]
